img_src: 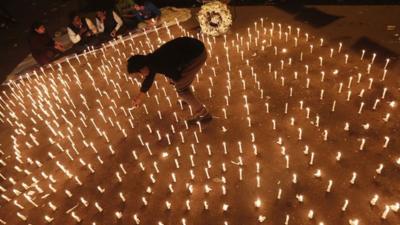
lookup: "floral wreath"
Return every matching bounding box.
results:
[197,1,232,37]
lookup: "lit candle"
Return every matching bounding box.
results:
[308,210,314,219]
[341,199,349,211]
[350,172,357,184]
[382,205,390,219]
[370,194,379,206]
[326,180,333,192]
[376,164,384,174]
[383,136,390,148]
[254,198,261,208]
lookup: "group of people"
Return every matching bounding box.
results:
[28,0,161,66]
[27,0,212,124]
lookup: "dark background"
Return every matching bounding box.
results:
[85,0,400,9]
[0,0,400,84]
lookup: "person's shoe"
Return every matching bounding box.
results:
[186,107,212,124]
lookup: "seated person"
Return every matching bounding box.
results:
[95,9,123,38]
[115,0,135,15]
[131,0,160,26]
[115,0,141,29]
[28,21,65,65]
[67,12,98,45]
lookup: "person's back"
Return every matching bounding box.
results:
[148,37,205,79]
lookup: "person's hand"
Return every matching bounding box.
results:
[55,45,65,52]
[145,19,156,26]
[54,42,65,52]
[110,30,117,37]
[79,27,88,35]
[133,92,144,107]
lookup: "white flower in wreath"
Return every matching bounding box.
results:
[197,1,232,36]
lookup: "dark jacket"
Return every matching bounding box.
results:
[101,10,117,34]
[132,1,161,21]
[28,31,57,65]
[68,19,93,42]
[140,37,205,93]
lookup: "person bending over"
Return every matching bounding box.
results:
[127,36,211,124]
[67,12,98,48]
[28,21,65,65]
[96,9,123,38]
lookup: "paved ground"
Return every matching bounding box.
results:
[0,2,400,84]
[1,4,400,224]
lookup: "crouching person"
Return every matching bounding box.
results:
[127,37,212,124]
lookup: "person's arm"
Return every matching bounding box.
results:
[96,18,104,33]
[67,27,81,44]
[140,71,156,93]
[132,10,143,21]
[112,11,123,32]
[85,18,98,34]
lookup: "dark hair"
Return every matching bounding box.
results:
[69,11,79,22]
[31,21,44,32]
[135,0,146,6]
[127,55,148,73]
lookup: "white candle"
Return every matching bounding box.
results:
[383,136,390,148]
[370,194,379,206]
[277,188,282,199]
[358,102,364,114]
[350,172,357,184]
[382,205,390,219]
[376,164,384,174]
[326,180,333,192]
[341,199,349,211]
[298,128,302,140]
[254,198,261,208]
[285,155,289,169]
[371,53,376,64]
[308,210,314,219]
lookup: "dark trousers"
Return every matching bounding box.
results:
[175,50,208,113]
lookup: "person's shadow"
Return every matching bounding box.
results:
[275,3,343,28]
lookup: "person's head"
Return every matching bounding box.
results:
[127,55,150,78]
[133,0,145,10]
[69,12,82,27]
[31,21,46,34]
[133,4,143,10]
[96,10,106,20]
